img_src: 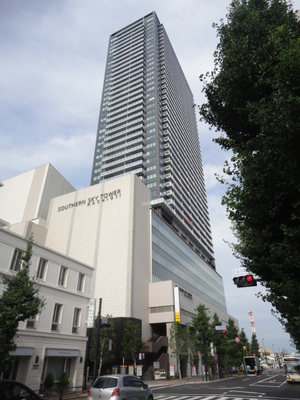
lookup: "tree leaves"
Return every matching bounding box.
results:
[199,0,300,348]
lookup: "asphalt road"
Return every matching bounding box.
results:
[150,370,300,400]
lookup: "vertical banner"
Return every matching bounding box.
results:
[174,286,180,322]
[136,365,143,377]
[128,365,134,375]
[87,298,96,328]
[169,364,175,377]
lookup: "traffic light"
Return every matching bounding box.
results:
[233,274,257,288]
[215,325,227,334]
[218,329,226,334]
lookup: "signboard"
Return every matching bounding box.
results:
[169,365,175,377]
[153,362,160,369]
[87,299,96,328]
[174,286,180,322]
[128,365,134,375]
[232,267,247,277]
[215,325,227,331]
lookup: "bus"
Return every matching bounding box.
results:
[283,356,300,383]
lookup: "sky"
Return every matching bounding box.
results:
[1,0,299,355]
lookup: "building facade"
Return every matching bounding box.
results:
[0,12,238,385]
[0,229,93,391]
[0,165,93,392]
[91,12,214,268]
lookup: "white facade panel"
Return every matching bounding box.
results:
[149,280,238,328]
[45,174,151,340]
[0,164,75,226]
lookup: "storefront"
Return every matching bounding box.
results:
[41,348,80,391]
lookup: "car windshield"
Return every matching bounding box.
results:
[285,362,300,373]
[93,377,118,389]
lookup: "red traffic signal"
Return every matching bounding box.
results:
[215,325,227,334]
[233,274,257,288]
[216,328,226,334]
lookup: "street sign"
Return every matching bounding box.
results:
[215,325,227,330]
[235,336,240,343]
[232,267,248,277]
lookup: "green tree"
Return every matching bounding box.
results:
[185,324,199,377]
[192,305,213,380]
[0,234,45,370]
[121,319,142,374]
[239,329,251,359]
[199,0,300,348]
[211,313,228,377]
[169,322,189,379]
[250,334,261,358]
[90,315,115,376]
[226,319,243,373]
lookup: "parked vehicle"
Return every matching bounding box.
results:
[88,374,153,400]
[243,356,263,375]
[0,379,41,400]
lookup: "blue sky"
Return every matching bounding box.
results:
[1,0,299,354]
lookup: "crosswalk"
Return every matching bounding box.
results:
[154,395,262,400]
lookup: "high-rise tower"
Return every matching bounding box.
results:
[91,12,215,267]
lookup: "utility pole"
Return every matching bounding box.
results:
[93,298,102,383]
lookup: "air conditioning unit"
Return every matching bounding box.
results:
[72,326,79,334]
[51,323,60,332]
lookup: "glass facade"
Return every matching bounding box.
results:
[152,211,227,312]
[91,12,216,272]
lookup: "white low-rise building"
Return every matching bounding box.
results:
[0,164,93,391]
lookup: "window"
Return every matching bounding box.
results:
[26,315,37,329]
[72,308,81,334]
[58,266,68,286]
[0,382,38,400]
[123,376,134,387]
[77,273,85,292]
[52,304,62,331]
[36,258,47,280]
[10,249,23,272]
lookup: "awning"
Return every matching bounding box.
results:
[10,347,34,356]
[46,348,80,357]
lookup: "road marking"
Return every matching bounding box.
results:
[152,396,265,400]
